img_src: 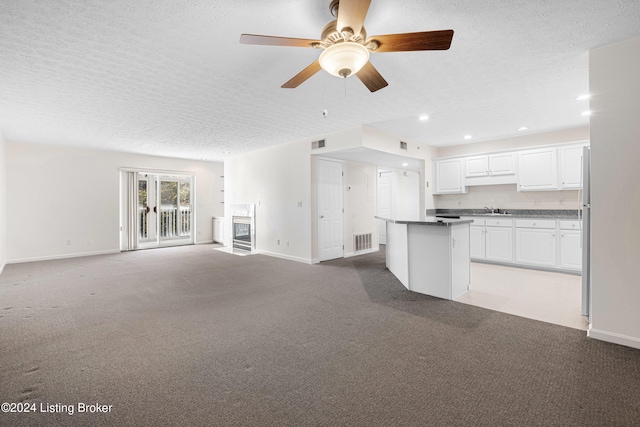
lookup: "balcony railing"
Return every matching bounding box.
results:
[139,205,191,239]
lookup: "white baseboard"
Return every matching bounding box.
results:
[588,326,640,350]
[255,250,313,265]
[344,247,379,258]
[0,261,5,276]
[8,249,121,264]
[195,239,215,245]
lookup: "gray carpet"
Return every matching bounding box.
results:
[1,245,639,426]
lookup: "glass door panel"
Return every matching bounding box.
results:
[138,174,157,244]
[137,173,193,247]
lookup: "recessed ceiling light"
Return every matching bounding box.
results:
[518,127,529,131]
[464,135,472,140]
[402,162,409,167]
[581,111,592,116]
[223,151,231,154]
[576,94,591,101]
[419,115,429,121]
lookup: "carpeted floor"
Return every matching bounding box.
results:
[1,245,639,426]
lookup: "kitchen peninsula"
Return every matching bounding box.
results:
[377,216,473,300]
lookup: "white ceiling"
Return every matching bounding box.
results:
[1,0,638,161]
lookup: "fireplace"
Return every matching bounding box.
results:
[231,204,255,252]
[232,216,252,251]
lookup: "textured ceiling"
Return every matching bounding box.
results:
[0,0,638,161]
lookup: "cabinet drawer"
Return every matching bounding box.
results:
[462,217,485,226]
[515,219,555,229]
[485,218,513,227]
[560,220,580,230]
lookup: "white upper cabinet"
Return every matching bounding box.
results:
[559,143,588,189]
[465,155,490,177]
[434,159,467,194]
[517,147,558,191]
[465,153,516,178]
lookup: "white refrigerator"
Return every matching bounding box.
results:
[580,146,591,319]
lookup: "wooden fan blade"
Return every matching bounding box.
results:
[355,61,388,92]
[367,30,454,53]
[282,60,323,88]
[336,0,371,37]
[240,34,320,48]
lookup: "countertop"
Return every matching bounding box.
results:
[429,209,580,219]
[376,216,474,226]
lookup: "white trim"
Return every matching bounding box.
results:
[8,249,121,264]
[255,249,313,265]
[311,258,320,264]
[588,326,640,350]
[195,239,215,245]
[119,166,196,176]
[344,247,379,258]
[0,261,6,276]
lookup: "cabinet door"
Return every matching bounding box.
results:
[515,228,557,266]
[485,227,513,262]
[517,148,558,191]
[560,230,582,270]
[470,226,485,259]
[489,153,516,175]
[559,145,586,189]
[435,159,466,193]
[465,156,489,177]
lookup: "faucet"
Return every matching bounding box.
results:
[484,206,494,213]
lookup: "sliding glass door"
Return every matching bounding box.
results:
[138,173,193,248]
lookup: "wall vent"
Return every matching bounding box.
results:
[400,141,408,150]
[311,139,326,149]
[354,233,373,253]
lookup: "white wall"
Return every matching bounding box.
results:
[6,141,223,263]
[588,36,640,349]
[225,138,313,263]
[434,127,589,211]
[0,130,6,274]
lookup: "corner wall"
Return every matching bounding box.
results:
[6,141,223,263]
[588,36,640,349]
[225,138,313,263]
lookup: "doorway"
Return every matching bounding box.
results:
[138,173,193,248]
[318,158,344,262]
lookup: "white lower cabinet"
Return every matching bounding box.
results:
[485,226,513,262]
[465,217,513,262]
[470,226,486,259]
[559,221,582,270]
[515,220,557,267]
[464,216,582,273]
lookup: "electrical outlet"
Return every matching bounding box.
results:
[297,201,303,207]
[88,240,93,246]
[559,199,565,206]
[277,239,280,245]
[67,239,72,246]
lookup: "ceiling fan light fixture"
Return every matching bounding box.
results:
[319,42,370,78]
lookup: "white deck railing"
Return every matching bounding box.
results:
[139,206,191,239]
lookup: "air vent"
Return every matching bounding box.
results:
[400,141,407,150]
[354,233,373,252]
[311,139,326,149]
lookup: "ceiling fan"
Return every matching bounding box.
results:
[239,0,453,92]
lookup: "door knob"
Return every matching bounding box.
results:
[320,215,325,218]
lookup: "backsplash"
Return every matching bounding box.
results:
[433,184,581,211]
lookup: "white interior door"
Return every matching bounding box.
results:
[318,159,344,262]
[378,171,392,244]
